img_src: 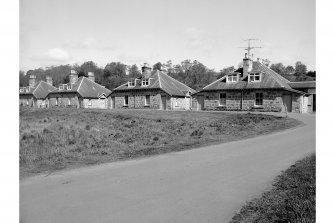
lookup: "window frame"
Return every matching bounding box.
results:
[128,81,135,87]
[124,95,129,106]
[219,93,227,106]
[249,73,261,82]
[55,97,58,105]
[145,95,150,106]
[227,74,238,83]
[67,84,72,90]
[142,79,149,86]
[59,85,63,91]
[255,92,263,106]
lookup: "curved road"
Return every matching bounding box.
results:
[20,113,315,223]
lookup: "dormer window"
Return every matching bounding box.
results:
[59,85,63,90]
[142,79,149,86]
[20,88,24,93]
[227,74,238,83]
[26,87,30,93]
[249,73,261,82]
[128,81,135,87]
[67,84,72,90]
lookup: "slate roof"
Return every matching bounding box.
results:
[48,76,111,98]
[288,81,316,89]
[111,70,196,97]
[19,81,57,99]
[197,61,305,95]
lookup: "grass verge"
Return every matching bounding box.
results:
[230,154,316,223]
[20,108,301,178]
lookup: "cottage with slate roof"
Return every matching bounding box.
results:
[108,63,196,110]
[192,53,312,113]
[47,70,111,109]
[19,75,57,108]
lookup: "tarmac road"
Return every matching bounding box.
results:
[20,113,315,223]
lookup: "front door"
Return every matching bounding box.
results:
[283,94,292,112]
[161,96,166,110]
[313,94,316,112]
[198,96,204,110]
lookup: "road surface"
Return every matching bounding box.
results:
[20,113,315,223]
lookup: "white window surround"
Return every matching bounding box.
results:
[26,87,30,93]
[219,93,227,106]
[128,81,135,87]
[88,100,92,106]
[59,85,63,90]
[55,98,58,105]
[249,73,261,82]
[68,98,71,105]
[255,92,263,106]
[20,88,24,93]
[142,79,149,86]
[124,95,129,106]
[67,84,72,90]
[145,95,150,106]
[227,74,238,83]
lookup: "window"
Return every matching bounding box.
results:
[219,93,226,106]
[20,88,23,93]
[88,100,92,106]
[249,73,261,82]
[124,95,129,106]
[142,79,149,86]
[128,81,135,87]
[55,97,58,105]
[26,87,30,93]
[255,92,263,106]
[227,74,238,83]
[68,98,71,105]
[145,95,150,106]
[67,84,72,90]
[59,85,63,90]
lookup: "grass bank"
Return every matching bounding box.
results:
[20,108,301,178]
[230,154,316,223]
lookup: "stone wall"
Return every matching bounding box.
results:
[197,90,286,112]
[19,95,34,107]
[110,90,168,110]
[292,94,301,113]
[48,93,79,108]
[171,97,191,110]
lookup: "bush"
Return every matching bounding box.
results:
[230,154,315,223]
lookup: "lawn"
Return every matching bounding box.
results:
[230,154,316,223]
[20,108,301,178]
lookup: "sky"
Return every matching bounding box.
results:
[20,0,315,72]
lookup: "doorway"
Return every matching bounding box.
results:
[313,94,316,112]
[283,94,292,112]
[161,96,166,110]
[198,96,204,110]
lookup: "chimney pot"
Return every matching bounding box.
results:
[29,75,36,87]
[88,72,95,82]
[141,63,152,78]
[69,70,78,84]
[46,76,53,86]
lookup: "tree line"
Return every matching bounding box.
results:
[19,60,316,91]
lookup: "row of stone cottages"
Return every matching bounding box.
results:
[19,54,316,113]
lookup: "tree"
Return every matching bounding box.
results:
[128,64,141,79]
[103,62,127,89]
[270,63,285,75]
[19,70,28,87]
[217,66,235,79]
[153,62,162,71]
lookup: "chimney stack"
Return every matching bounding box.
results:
[29,75,36,87]
[46,76,53,86]
[141,63,152,78]
[88,72,95,82]
[69,70,78,84]
[242,53,253,78]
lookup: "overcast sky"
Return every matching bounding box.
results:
[20,0,315,72]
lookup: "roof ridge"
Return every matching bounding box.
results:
[76,77,85,97]
[31,81,42,95]
[203,76,226,90]
[159,71,190,96]
[157,70,162,89]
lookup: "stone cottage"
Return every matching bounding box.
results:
[47,71,111,109]
[192,54,310,113]
[108,64,196,110]
[288,81,316,113]
[19,75,56,108]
